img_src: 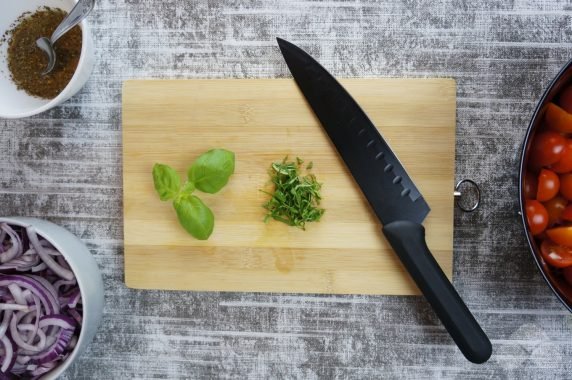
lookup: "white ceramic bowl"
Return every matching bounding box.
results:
[0,0,94,118]
[0,217,104,379]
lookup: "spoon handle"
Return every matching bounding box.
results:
[50,0,95,44]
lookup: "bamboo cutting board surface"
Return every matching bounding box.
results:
[122,79,456,295]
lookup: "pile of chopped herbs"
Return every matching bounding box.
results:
[262,157,325,230]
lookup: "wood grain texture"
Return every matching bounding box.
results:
[1,0,572,379]
[122,79,456,294]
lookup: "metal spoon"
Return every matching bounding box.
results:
[36,0,95,75]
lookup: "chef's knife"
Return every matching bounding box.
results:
[277,38,492,364]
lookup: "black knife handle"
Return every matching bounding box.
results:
[382,220,492,364]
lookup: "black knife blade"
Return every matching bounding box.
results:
[277,37,492,364]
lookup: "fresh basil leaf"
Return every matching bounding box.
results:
[188,149,235,194]
[173,194,214,240]
[153,163,181,201]
[180,181,196,196]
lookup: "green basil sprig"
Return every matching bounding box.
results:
[152,149,235,240]
[188,149,235,193]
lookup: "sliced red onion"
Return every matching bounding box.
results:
[0,335,14,372]
[0,224,82,379]
[67,309,82,325]
[30,263,47,273]
[38,316,75,331]
[15,356,29,365]
[15,326,45,354]
[30,328,74,365]
[38,239,53,248]
[68,335,77,350]
[18,332,56,357]
[27,296,40,347]
[0,230,6,247]
[67,290,81,309]
[0,311,11,339]
[0,224,22,264]
[53,280,76,295]
[20,291,31,303]
[10,313,43,352]
[22,247,60,257]
[18,298,38,345]
[26,228,73,281]
[0,305,29,312]
[0,276,59,315]
[9,362,26,375]
[27,276,57,302]
[55,255,71,271]
[14,257,42,272]
[7,285,24,307]
[30,361,57,378]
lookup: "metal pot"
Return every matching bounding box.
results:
[519,58,572,312]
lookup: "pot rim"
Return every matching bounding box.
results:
[519,57,572,313]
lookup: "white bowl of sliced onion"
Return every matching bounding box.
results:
[0,217,104,379]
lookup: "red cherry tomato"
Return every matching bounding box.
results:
[529,131,566,167]
[524,171,538,199]
[545,103,572,134]
[561,204,572,221]
[540,239,572,268]
[525,200,549,236]
[543,196,567,226]
[564,267,572,286]
[537,169,560,202]
[560,173,572,200]
[546,226,572,247]
[558,86,572,114]
[550,139,572,173]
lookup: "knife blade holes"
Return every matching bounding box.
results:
[375,152,384,160]
[384,163,393,172]
[366,140,375,148]
[401,188,411,197]
[358,128,366,136]
[393,176,402,184]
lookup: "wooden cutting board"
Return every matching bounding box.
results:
[122,79,456,295]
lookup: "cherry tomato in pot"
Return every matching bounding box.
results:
[529,131,566,167]
[545,103,572,134]
[546,226,572,247]
[550,139,572,173]
[526,200,549,236]
[560,173,572,200]
[543,195,568,226]
[561,204,572,221]
[524,171,538,199]
[540,239,572,268]
[537,169,560,202]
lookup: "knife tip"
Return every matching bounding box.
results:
[276,37,289,47]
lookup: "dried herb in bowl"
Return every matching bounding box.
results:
[2,7,82,99]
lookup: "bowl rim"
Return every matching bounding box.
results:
[519,57,572,313]
[0,217,93,377]
[0,2,91,119]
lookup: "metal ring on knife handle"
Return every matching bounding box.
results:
[454,179,481,212]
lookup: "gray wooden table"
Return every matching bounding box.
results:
[2,0,572,378]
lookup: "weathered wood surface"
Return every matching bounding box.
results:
[1,0,572,378]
